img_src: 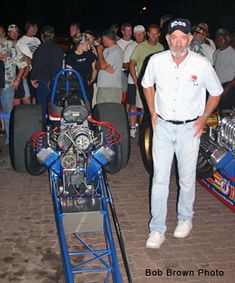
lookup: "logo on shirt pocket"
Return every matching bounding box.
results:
[188,74,199,86]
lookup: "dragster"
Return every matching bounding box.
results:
[9,69,132,282]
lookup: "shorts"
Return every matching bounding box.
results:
[96,87,122,104]
[127,84,143,108]
[14,79,25,98]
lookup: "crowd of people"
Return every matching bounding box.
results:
[0,15,235,251]
[0,18,235,142]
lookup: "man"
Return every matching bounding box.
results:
[190,24,215,64]
[17,21,41,104]
[68,22,81,53]
[117,23,134,102]
[96,29,123,103]
[142,18,223,249]
[7,24,32,106]
[123,25,146,137]
[31,26,64,118]
[17,22,41,59]
[129,24,164,127]
[213,28,235,110]
[0,26,27,144]
[117,23,134,51]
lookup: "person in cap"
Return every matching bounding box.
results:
[123,25,146,137]
[142,18,223,249]
[0,24,28,144]
[196,23,216,50]
[213,28,235,110]
[7,24,31,106]
[190,24,215,63]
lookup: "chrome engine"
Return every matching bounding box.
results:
[197,110,235,178]
[31,105,119,197]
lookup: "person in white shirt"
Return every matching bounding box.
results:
[17,22,41,59]
[17,22,41,103]
[213,28,235,110]
[123,25,146,137]
[142,18,223,249]
[190,24,215,64]
[117,22,134,51]
[117,23,134,97]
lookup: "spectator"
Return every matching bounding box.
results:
[66,35,97,109]
[117,23,134,101]
[123,25,146,137]
[31,26,64,118]
[17,21,41,103]
[68,22,81,53]
[7,24,31,105]
[213,28,235,110]
[197,23,216,51]
[190,24,215,64]
[0,27,27,144]
[142,18,222,249]
[110,23,120,40]
[17,21,41,59]
[117,23,134,51]
[159,14,172,50]
[84,30,97,56]
[129,24,164,113]
[96,29,123,103]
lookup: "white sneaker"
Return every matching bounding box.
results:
[130,127,137,138]
[173,220,192,238]
[146,231,165,249]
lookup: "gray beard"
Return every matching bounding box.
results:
[170,47,188,58]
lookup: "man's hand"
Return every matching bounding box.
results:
[31,80,39,88]
[96,44,104,54]
[12,79,20,90]
[193,115,208,138]
[105,65,115,73]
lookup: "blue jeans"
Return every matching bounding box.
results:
[149,118,200,235]
[0,86,14,144]
[35,80,50,119]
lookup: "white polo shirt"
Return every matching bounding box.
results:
[123,41,137,84]
[142,50,223,121]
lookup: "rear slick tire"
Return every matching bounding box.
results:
[9,105,43,173]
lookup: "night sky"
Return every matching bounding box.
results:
[1,0,235,37]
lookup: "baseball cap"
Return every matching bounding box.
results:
[167,18,191,35]
[134,25,145,33]
[193,25,206,34]
[8,24,19,32]
[198,23,209,32]
[215,28,230,37]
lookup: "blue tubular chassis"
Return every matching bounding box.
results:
[50,170,122,282]
[47,69,131,282]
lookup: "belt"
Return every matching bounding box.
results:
[157,114,198,125]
